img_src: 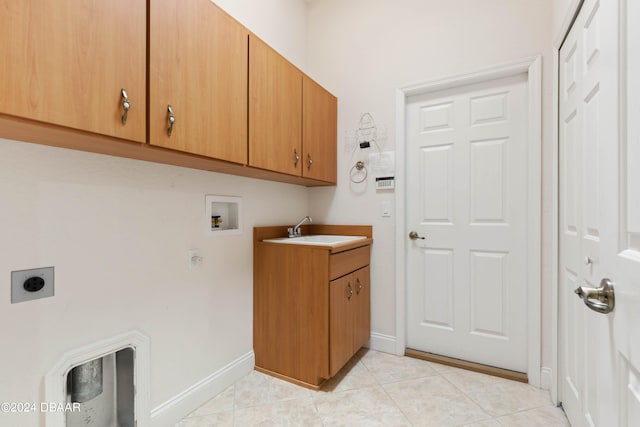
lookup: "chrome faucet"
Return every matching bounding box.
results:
[288,216,312,238]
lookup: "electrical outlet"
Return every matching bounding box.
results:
[11,266,55,304]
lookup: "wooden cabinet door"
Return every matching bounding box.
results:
[254,245,330,385]
[150,0,248,164]
[353,266,371,351]
[0,0,146,143]
[249,36,302,176]
[329,274,354,377]
[302,76,337,183]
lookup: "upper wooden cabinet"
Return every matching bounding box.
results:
[303,76,337,183]
[0,0,146,143]
[0,1,336,187]
[149,0,248,164]
[249,36,303,175]
[249,35,337,183]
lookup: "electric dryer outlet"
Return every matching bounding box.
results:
[11,266,55,303]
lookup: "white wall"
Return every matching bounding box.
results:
[552,0,580,42]
[0,1,308,425]
[306,0,556,369]
[0,2,583,423]
[214,0,308,70]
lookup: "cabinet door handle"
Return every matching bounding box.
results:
[167,105,176,136]
[347,282,353,300]
[356,278,362,295]
[293,149,300,167]
[307,153,313,170]
[121,88,130,125]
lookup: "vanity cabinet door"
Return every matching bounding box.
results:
[329,266,370,377]
[150,0,248,163]
[353,266,371,351]
[329,273,354,377]
[0,0,146,142]
[249,35,303,176]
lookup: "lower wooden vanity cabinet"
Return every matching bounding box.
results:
[253,225,372,389]
[329,265,370,377]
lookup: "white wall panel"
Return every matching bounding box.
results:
[422,249,454,329]
[421,145,454,224]
[469,251,507,337]
[564,110,578,234]
[583,84,601,240]
[470,92,508,126]
[470,139,507,224]
[623,360,640,426]
[564,43,578,100]
[564,269,581,399]
[420,102,454,132]
[584,0,600,69]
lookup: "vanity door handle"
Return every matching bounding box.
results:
[120,88,130,125]
[293,149,300,167]
[356,278,362,295]
[167,105,176,136]
[347,282,353,300]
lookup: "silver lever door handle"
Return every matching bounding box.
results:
[167,105,176,136]
[574,278,615,314]
[293,149,300,167]
[121,88,130,125]
[409,231,425,240]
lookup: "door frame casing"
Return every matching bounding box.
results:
[394,56,543,387]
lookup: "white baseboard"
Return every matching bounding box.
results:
[367,332,397,354]
[150,351,254,427]
[540,366,552,391]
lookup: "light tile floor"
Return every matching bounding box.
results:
[176,349,569,427]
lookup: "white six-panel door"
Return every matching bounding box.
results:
[559,0,613,422]
[406,74,529,372]
[559,0,640,425]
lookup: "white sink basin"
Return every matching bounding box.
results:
[263,235,367,246]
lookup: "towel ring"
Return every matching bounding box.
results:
[350,161,367,183]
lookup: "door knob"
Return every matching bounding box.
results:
[574,278,615,314]
[409,231,425,240]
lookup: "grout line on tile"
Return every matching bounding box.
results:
[377,377,415,426]
[175,350,566,426]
